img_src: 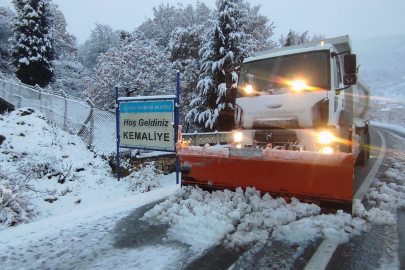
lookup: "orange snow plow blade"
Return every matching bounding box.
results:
[177,145,355,213]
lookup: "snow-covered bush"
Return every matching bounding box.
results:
[126,162,161,193]
[0,170,38,230]
[16,150,61,179]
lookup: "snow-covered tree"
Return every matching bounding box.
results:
[51,60,88,97]
[169,24,208,131]
[9,0,54,87]
[78,23,120,70]
[116,29,132,44]
[83,39,174,110]
[188,0,269,131]
[47,3,77,60]
[137,2,213,47]
[136,2,214,129]
[238,3,276,52]
[44,3,85,97]
[0,7,15,74]
[279,30,325,47]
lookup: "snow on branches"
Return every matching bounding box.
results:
[78,23,120,70]
[9,0,54,87]
[0,170,38,230]
[83,39,174,110]
[188,0,259,131]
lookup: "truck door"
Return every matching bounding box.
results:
[329,53,345,126]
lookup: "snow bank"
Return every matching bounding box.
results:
[363,130,405,220]
[142,186,370,252]
[0,108,175,230]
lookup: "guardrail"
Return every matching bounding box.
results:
[182,131,232,146]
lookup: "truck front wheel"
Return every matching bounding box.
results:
[355,132,370,166]
[355,146,367,166]
[365,132,371,161]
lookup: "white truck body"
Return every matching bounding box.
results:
[233,35,370,158]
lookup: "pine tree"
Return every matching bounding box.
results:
[9,0,54,87]
[187,0,252,131]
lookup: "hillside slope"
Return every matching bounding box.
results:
[356,34,405,101]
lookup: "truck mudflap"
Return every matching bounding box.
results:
[177,145,354,213]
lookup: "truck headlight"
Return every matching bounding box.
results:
[317,131,334,144]
[289,80,307,92]
[233,131,243,143]
[245,85,253,94]
[321,146,333,154]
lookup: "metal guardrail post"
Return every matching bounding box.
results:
[60,90,68,129]
[17,84,21,98]
[195,134,199,146]
[15,84,21,108]
[86,99,95,149]
[38,87,42,111]
[5,81,11,100]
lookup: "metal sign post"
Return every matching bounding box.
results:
[115,86,121,181]
[175,72,180,184]
[115,73,180,183]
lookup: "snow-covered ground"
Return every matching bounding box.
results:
[1,107,405,268]
[0,108,176,228]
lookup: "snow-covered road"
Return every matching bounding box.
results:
[0,186,186,270]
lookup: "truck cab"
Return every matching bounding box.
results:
[228,36,370,163]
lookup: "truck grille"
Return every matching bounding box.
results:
[253,129,298,146]
[252,117,299,129]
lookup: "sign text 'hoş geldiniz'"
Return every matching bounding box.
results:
[119,99,175,151]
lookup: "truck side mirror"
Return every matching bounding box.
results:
[344,54,357,74]
[225,73,234,89]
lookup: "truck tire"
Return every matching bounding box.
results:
[355,129,370,166]
[365,133,371,161]
[355,146,367,166]
[339,128,352,153]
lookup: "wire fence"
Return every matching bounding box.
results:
[0,78,116,156]
[0,77,234,158]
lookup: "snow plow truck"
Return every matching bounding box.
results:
[177,35,370,213]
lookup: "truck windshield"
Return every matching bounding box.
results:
[239,50,331,93]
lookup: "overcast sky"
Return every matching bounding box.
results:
[1,0,405,45]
